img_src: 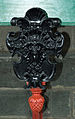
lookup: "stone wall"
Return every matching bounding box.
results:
[0,26,75,119]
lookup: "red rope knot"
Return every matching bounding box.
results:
[29,88,44,112]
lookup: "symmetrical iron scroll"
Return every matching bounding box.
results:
[6,8,64,89]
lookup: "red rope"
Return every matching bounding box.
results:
[32,112,43,119]
[28,88,44,119]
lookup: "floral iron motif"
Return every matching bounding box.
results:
[6,8,64,89]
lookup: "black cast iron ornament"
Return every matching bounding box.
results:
[6,8,64,89]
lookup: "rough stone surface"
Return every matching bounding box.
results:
[0,60,24,87]
[51,58,75,87]
[0,26,75,119]
[0,26,75,52]
[0,26,75,88]
[0,57,75,88]
[0,26,19,52]
[0,89,71,118]
[0,89,31,116]
[73,92,75,117]
[50,90,71,118]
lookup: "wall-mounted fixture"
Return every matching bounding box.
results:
[6,8,64,119]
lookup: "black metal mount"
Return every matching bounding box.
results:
[6,8,64,89]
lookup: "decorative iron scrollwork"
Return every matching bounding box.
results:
[6,8,64,89]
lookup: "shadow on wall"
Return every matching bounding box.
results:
[52,31,70,82]
[44,28,70,112]
[50,30,70,83]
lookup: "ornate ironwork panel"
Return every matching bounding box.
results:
[6,8,64,89]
